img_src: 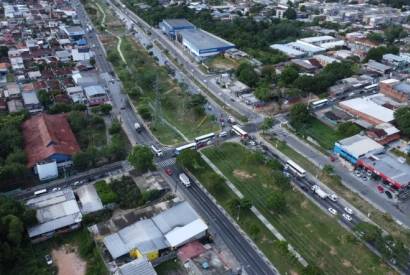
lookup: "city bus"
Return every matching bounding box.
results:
[231,125,248,139]
[285,160,306,178]
[363,83,378,92]
[174,142,197,155]
[309,99,328,109]
[150,145,163,157]
[34,189,47,196]
[194,133,215,143]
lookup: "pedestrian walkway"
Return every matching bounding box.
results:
[156,158,176,168]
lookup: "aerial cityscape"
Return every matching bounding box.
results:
[0,0,410,274]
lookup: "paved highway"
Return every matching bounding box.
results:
[73,1,278,273]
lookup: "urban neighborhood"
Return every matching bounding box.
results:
[1,0,410,274]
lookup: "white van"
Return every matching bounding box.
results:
[219,131,228,138]
[150,145,163,157]
[179,173,191,187]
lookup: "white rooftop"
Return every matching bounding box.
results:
[339,96,394,123]
[165,219,208,247]
[337,134,384,159]
[299,35,336,44]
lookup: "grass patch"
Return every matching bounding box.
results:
[177,150,304,274]
[150,120,184,145]
[95,180,117,204]
[293,118,341,150]
[264,134,410,248]
[155,259,183,275]
[203,143,395,275]
[203,55,239,72]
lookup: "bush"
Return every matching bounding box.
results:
[111,176,143,209]
[95,181,118,205]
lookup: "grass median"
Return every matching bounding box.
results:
[177,150,304,274]
[202,142,395,275]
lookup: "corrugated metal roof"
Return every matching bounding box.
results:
[165,219,208,247]
[76,184,103,214]
[117,258,157,275]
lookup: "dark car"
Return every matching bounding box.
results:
[165,168,173,176]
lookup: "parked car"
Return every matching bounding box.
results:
[344,207,353,215]
[45,255,53,265]
[328,208,337,215]
[377,185,384,193]
[343,213,352,221]
[165,168,173,176]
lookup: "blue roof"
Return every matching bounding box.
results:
[76,38,87,46]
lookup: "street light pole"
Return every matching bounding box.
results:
[236,204,240,221]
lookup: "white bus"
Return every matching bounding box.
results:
[150,145,163,157]
[285,160,306,177]
[310,99,328,109]
[231,125,248,138]
[194,132,215,143]
[175,142,197,155]
[34,189,47,196]
[364,83,378,92]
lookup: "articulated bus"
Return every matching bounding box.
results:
[174,142,197,155]
[285,160,306,178]
[309,99,328,109]
[231,125,248,139]
[34,189,47,196]
[194,133,215,143]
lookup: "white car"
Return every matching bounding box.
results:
[45,255,53,265]
[328,208,337,215]
[249,140,256,146]
[329,194,338,202]
[343,213,352,221]
[344,207,353,215]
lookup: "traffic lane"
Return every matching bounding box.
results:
[171,170,276,274]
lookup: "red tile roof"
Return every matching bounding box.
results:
[177,241,206,263]
[22,113,80,167]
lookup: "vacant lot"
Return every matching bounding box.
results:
[294,118,340,150]
[52,245,86,275]
[203,143,394,275]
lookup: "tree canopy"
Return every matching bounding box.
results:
[364,46,399,62]
[236,62,259,87]
[128,145,155,173]
[289,103,310,125]
[394,106,410,136]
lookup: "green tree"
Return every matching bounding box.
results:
[283,7,297,20]
[394,106,410,136]
[272,170,291,190]
[384,25,407,44]
[367,32,384,44]
[128,145,154,173]
[322,164,334,175]
[99,104,112,115]
[364,46,399,62]
[260,117,274,133]
[260,65,276,83]
[267,192,287,213]
[138,104,152,120]
[0,45,8,58]
[354,222,382,242]
[37,89,52,108]
[254,84,276,101]
[208,173,226,193]
[336,121,361,138]
[236,62,259,87]
[289,103,310,125]
[279,65,299,86]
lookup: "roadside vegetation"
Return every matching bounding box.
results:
[202,142,395,275]
[86,0,219,145]
[263,134,410,249]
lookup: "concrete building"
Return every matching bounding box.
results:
[334,134,384,164]
[366,60,392,75]
[22,91,42,113]
[114,257,157,275]
[366,123,400,145]
[76,184,104,214]
[339,96,395,125]
[84,85,108,106]
[159,19,195,39]
[270,44,306,58]
[379,79,410,103]
[178,29,235,59]
[26,188,82,242]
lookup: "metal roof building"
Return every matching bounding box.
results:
[76,184,104,214]
[159,19,195,38]
[179,29,235,59]
[27,188,82,240]
[334,134,384,164]
[103,201,208,260]
[270,44,306,58]
[114,257,157,275]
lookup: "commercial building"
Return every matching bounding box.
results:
[103,201,208,261]
[338,96,395,125]
[26,188,82,242]
[270,44,306,58]
[22,113,81,170]
[76,184,104,214]
[84,85,108,106]
[366,123,400,145]
[159,19,195,39]
[178,29,235,59]
[379,79,410,103]
[357,153,410,191]
[334,134,384,164]
[22,91,42,113]
[366,60,392,75]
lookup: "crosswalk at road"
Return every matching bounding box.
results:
[156,158,176,168]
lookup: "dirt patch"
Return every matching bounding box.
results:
[289,271,300,275]
[300,200,309,209]
[342,259,352,267]
[233,169,254,180]
[52,245,86,275]
[330,246,337,255]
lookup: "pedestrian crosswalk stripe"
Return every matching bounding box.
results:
[156,158,176,168]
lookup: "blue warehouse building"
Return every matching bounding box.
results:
[178,28,235,60]
[333,134,384,164]
[159,19,195,39]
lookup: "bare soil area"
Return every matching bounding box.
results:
[52,245,86,275]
